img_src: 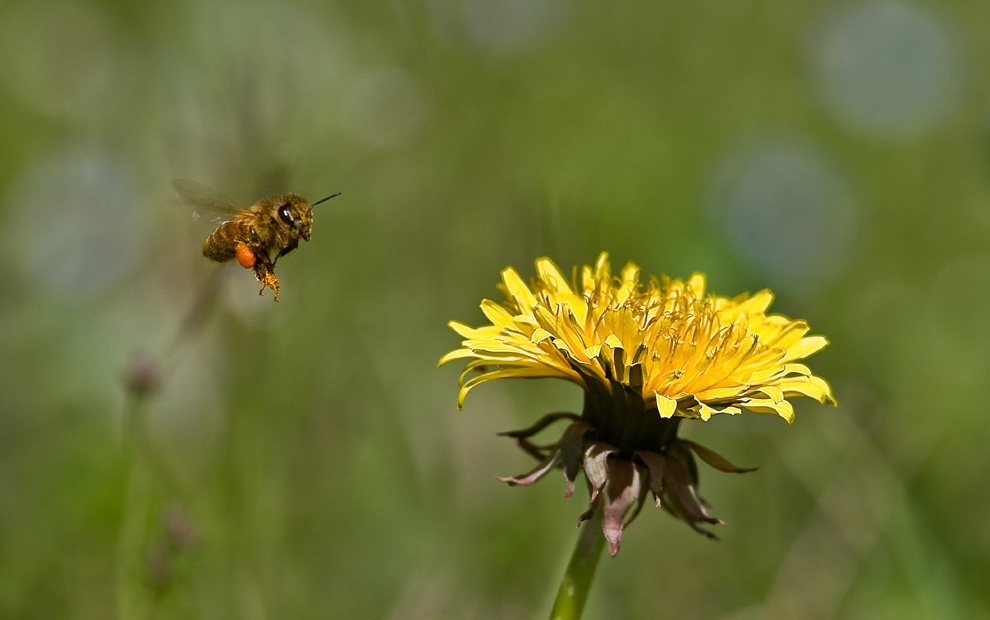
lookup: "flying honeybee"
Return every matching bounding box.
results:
[173,179,339,301]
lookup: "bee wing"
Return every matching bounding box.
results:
[172,179,246,220]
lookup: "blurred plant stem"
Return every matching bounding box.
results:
[114,267,225,618]
[115,392,153,620]
[549,509,605,620]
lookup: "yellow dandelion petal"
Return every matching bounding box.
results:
[696,401,717,421]
[741,398,795,423]
[686,273,707,299]
[775,375,836,404]
[656,394,678,418]
[756,385,784,402]
[695,385,748,401]
[531,328,554,344]
[537,257,588,324]
[549,307,592,360]
[460,340,532,361]
[536,257,574,296]
[617,263,639,301]
[455,358,514,393]
[438,348,475,366]
[584,344,603,359]
[746,365,789,384]
[785,335,830,361]
[514,315,539,329]
[501,266,537,314]
[480,299,518,330]
[447,320,502,340]
[713,405,742,416]
[592,252,611,282]
[604,334,623,349]
[782,363,813,376]
[581,255,609,293]
[733,289,774,314]
[457,366,579,409]
[759,321,810,351]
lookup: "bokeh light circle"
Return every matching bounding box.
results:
[3,143,148,299]
[426,0,574,55]
[810,0,963,138]
[707,139,859,296]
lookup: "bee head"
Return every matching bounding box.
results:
[276,195,314,241]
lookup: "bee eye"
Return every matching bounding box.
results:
[278,204,293,224]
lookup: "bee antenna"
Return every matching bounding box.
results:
[312,192,341,207]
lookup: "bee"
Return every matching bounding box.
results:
[173,179,339,301]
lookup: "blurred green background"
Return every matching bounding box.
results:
[1,0,988,618]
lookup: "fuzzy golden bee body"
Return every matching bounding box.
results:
[174,179,338,301]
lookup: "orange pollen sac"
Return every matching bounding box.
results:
[235,244,256,268]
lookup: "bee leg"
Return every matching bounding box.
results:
[251,259,280,302]
[276,238,300,261]
[264,270,280,302]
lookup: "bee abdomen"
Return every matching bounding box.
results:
[202,224,239,262]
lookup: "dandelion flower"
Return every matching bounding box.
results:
[441,252,835,556]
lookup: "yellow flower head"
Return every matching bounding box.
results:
[442,252,834,422]
[442,252,835,553]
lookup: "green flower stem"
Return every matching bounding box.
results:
[549,510,605,620]
[115,394,152,620]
